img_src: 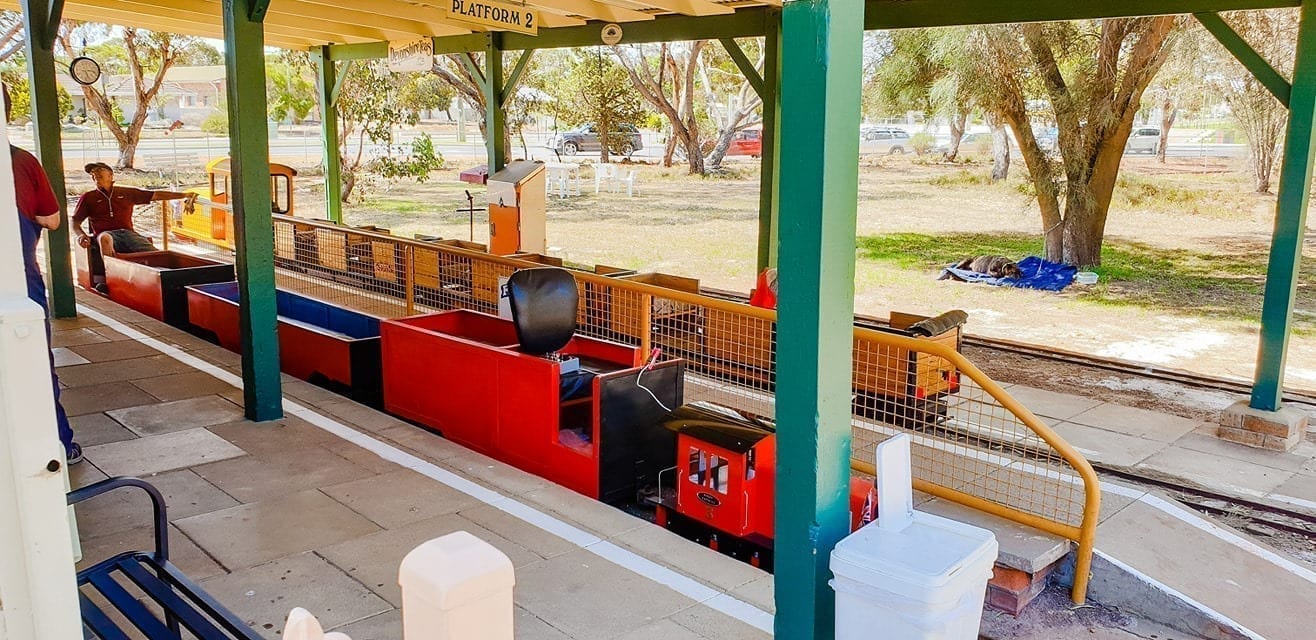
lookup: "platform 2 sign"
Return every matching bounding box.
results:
[448,0,539,35]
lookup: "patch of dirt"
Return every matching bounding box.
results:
[980,585,1207,640]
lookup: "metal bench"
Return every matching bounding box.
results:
[70,477,261,640]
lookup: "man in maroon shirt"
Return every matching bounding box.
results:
[4,83,79,463]
[71,162,195,292]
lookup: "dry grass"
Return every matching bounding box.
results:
[286,153,1316,387]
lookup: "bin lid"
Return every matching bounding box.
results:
[459,164,489,184]
[489,159,545,186]
[831,510,997,591]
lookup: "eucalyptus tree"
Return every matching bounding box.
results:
[966,18,1181,267]
[613,41,707,172]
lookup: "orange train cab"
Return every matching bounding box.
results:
[656,402,877,569]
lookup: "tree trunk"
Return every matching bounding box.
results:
[663,134,676,167]
[943,112,968,162]
[988,118,1010,182]
[705,128,736,171]
[1060,190,1105,267]
[1157,100,1176,164]
[1255,143,1275,193]
[117,137,141,169]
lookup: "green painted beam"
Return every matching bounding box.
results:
[44,0,65,47]
[248,0,270,21]
[459,52,486,93]
[1253,2,1316,411]
[20,0,75,319]
[485,34,507,173]
[1196,12,1291,107]
[315,46,343,224]
[756,16,780,271]
[327,34,488,61]
[501,49,534,110]
[222,0,283,421]
[863,0,1300,30]
[775,0,862,635]
[719,38,764,101]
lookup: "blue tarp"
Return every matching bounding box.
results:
[939,256,1077,291]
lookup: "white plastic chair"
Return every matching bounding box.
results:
[594,163,618,193]
[618,170,638,197]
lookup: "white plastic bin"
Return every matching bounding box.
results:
[831,433,998,640]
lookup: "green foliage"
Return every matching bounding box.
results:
[1,68,30,121]
[397,73,454,115]
[909,132,936,155]
[560,52,644,157]
[336,61,441,201]
[200,111,228,134]
[266,58,315,123]
[926,170,993,187]
[372,133,446,183]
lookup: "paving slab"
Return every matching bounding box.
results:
[56,355,197,388]
[444,449,554,496]
[320,437,403,475]
[61,381,162,416]
[1270,472,1316,506]
[69,413,137,447]
[514,549,698,640]
[920,497,1071,573]
[319,512,542,607]
[514,606,574,640]
[145,469,241,521]
[1068,402,1203,443]
[77,524,225,581]
[52,347,90,367]
[86,428,247,477]
[458,503,580,560]
[618,619,706,640]
[176,489,381,570]
[281,380,353,405]
[1172,431,1316,473]
[726,575,774,615]
[321,469,485,529]
[669,604,772,640]
[191,443,376,504]
[69,461,108,490]
[131,371,241,402]
[316,399,414,434]
[611,522,767,592]
[199,551,391,639]
[74,480,154,538]
[1096,499,1316,640]
[67,339,162,363]
[108,396,245,437]
[206,416,342,458]
[374,424,471,462]
[1134,446,1297,497]
[1049,421,1169,468]
[330,609,402,637]
[1000,385,1103,421]
[519,483,649,539]
[51,327,112,348]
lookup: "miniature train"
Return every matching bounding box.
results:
[78,243,965,568]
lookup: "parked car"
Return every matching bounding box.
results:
[549,123,643,156]
[1126,127,1161,154]
[933,131,1019,156]
[727,126,762,157]
[861,127,912,154]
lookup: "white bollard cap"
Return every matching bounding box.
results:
[874,434,914,532]
[399,531,515,610]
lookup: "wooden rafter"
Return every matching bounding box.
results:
[528,0,655,23]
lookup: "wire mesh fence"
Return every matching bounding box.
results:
[164,210,1100,601]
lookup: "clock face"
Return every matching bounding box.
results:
[69,57,101,86]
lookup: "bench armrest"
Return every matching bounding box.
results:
[68,476,170,561]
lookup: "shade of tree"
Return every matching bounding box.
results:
[334,61,442,202]
[964,18,1180,267]
[561,49,646,164]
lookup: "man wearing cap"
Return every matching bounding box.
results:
[71,162,195,293]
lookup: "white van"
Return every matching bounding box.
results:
[1126,127,1161,154]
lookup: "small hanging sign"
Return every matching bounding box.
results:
[388,38,435,73]
[448,0,539,35]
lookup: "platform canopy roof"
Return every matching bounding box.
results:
[0,0,786,51]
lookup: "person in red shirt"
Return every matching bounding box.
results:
[71,162,195,292]
[4,83,79,463]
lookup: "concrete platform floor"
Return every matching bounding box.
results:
[54,290,1316,639]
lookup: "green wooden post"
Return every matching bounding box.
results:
[757,14,781,271]
[316,46,343,224]
[1254,0,1316,411]
[19,0,75,319]
[485,34,507,173]
[774,0,863,636]
[222,0,282,421]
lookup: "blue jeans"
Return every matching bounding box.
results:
[20,216,74,449]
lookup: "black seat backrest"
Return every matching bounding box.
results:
[507,267,578,355]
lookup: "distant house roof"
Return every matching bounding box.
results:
[164,66,226,84]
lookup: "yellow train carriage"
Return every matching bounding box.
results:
[172,157,298,250]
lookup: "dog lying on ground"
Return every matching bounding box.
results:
[940,255,1023,280]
